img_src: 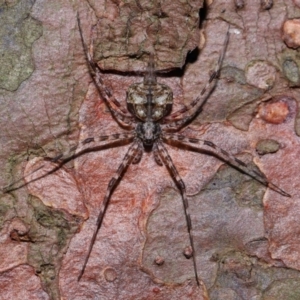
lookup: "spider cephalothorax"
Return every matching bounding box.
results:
[136,122,161,146]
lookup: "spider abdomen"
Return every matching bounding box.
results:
[127,82,173,121]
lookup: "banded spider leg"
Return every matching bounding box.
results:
[77,139,142,281]
[77,14,134,128]
[162,133,291,198]
[162,28,229,129]
[155,140,200,286]
[2,132,134,193]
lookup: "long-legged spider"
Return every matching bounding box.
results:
[74,15,290,285]
[3,15,290,287]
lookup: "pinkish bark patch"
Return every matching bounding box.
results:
[0,265,49,300]
[24,157,88,219]
[245,61,277,90]
[282,19,300,49]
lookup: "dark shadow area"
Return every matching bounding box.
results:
[199,1,208,29]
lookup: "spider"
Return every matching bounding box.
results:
[73,15,290,286]
[3,15,290,288]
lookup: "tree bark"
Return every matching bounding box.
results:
[1,0,300,299]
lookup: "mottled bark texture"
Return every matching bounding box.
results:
[1,0,300,299]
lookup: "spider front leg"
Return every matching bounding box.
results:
[162,28,229,131]
[153,142,163,166]
[78,139,142,281]
[77,14,134,128]
[156,140,201,287]
[162,133,291,197]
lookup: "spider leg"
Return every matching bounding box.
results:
[156,140,201,287]
[132,140,143,164]
[51,131,135,162]
[89,22,127,113]
[77,14,134,128]
[162,28,229,131]
[162,133,291,197]
[153,142,163,166]
[78,139,141,281]
[2,132,135,193]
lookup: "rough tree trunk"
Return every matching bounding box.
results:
[1,0,300,299]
